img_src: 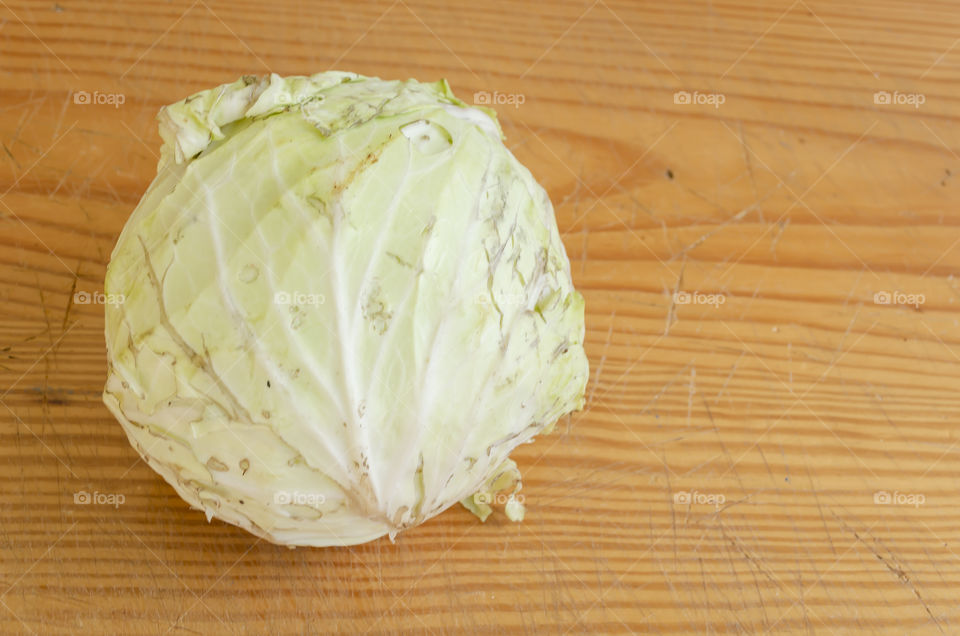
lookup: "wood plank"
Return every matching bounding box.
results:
[2,0,959,633]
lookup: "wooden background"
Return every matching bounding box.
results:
[2,0,959,633]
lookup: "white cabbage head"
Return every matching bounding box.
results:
[103,71,588,547]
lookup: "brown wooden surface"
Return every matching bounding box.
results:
[2,1,960,633]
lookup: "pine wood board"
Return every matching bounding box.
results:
[2,1,960,633]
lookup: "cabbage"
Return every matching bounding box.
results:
[102,71,588,547]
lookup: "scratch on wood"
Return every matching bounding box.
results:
[714,350,745,404]
[736,278,763,321]
[580,225,588,276]
[62,261,81,331]
[2,141,21,169]
[640,361,695,418]
[769,218,789,258]
[834,513,945,633]
[864,382,901,437]
[664,258,686,336]
[738,120,763,224]
[787,341,793,387]
[804,462,836,555]
[717,517,756,626]
[669,204,753,263]
[700,390,746,494]
[34,272,53,346]
[586,311,614,407]
[843,267,866,310]
[719,521,775,631]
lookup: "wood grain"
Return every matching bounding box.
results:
[2,0,960,633]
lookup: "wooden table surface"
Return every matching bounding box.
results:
[2,1,960,633]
